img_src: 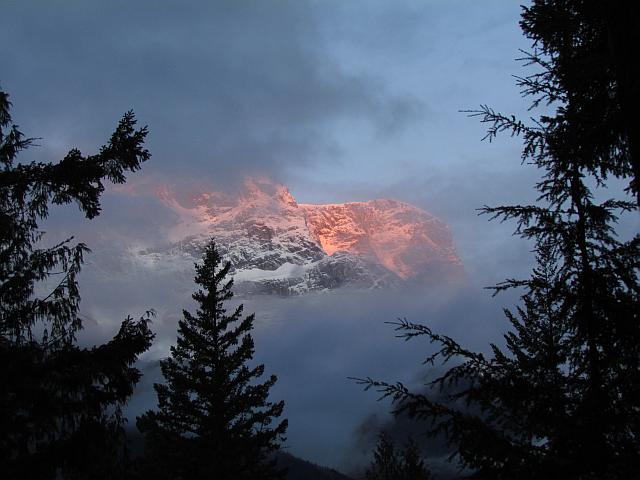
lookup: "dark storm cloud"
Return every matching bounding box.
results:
[1,0,422,183]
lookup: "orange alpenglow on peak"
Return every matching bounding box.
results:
[152,178,462,292]
[300,199,461,280]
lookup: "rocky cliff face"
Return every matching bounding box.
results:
[301,199,460,281]
[134,178,462,296]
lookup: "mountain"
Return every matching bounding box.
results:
[126,428,354,480]
[275,452,355,480]
[132,178,462,296]
[301,199,460,281]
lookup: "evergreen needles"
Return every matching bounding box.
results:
[137,241,287,480]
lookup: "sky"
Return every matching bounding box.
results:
[1,0,545,474]
[1,0,542,282]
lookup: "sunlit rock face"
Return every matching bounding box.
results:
[137,178,462,296]
[301,199,460,281]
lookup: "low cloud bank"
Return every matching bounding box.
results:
[41,187,526,472]
[72,248,518,471]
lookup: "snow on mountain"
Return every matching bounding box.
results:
[301,199,460,280]
[133,178,462,296]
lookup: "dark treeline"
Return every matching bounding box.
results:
[1,1,639,479]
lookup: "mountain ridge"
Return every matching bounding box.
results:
[133,178,462,296]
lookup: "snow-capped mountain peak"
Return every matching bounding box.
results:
[138,178,462,296]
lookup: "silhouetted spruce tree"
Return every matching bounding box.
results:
[365,434,399,480]
[358,3,639,479]
[365,434,432,480]
[518,0,640,206]
[137,241,287,480]
[0,89,154,479]
[400,438,432,480]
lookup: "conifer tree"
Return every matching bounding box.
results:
[137,241,287,480]
[399,438,432,480]
[365,434,399,480]
[0,88,154,479]
[358,2,639,478]
[365,434,432,480]
[518,0,640,206]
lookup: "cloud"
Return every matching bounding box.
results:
[3,0,542,473]
[70,232,518,470]
[0,0,423,184]
[36,164,533,472]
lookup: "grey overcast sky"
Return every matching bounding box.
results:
[2,0,540,283]
[2,0,545,473]
[2,0,532,194]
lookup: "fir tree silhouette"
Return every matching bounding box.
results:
[0,88,154,480]
[365,433,432,480]
[137,240,287,480]
[357,2,640,478]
